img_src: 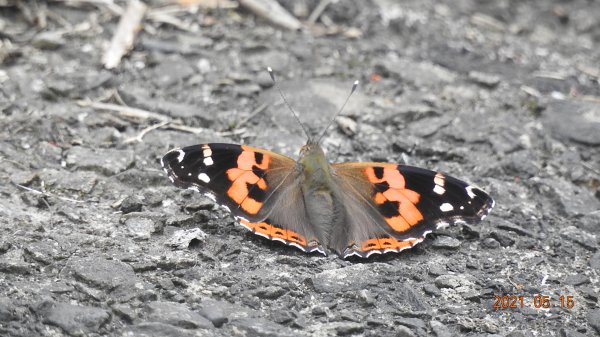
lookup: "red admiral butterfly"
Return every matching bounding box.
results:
[162,68,494,258]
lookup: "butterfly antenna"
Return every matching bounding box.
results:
[267,67,311,141]
[316,79,359,144]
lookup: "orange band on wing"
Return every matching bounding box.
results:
[225,149,271,215]
[240,219,307,246]
[361,237,419,252]
[366,166,423,232]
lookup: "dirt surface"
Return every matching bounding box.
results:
[1,1,600,336]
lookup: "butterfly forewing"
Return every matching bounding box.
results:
[161,143,294,221]
[161,143,327,254]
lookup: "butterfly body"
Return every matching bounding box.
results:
[161,140,494,258]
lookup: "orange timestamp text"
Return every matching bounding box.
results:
[492,295,575,310]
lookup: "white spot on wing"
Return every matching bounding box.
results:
[176,150,185,163]
[440,203,454,212]
[168,176,174,183]
[203,148,212,157]
[203,157,214,166]
[434,173,445,186]
[433,185,446,195]
[198,173,210,183]
[465,185,477,199]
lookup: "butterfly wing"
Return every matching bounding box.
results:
[161,143,324,254]
[331,163,494,258]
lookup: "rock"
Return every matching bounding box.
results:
[542,101,600,145]
[577,212,600,233]
[489,231,516,247]
[588,309,600,334]
[335,322,364,335]
[233,83,261,97]
[38,169,98,194]
[37,301,110,335]
[374,58,457,86]
[559,226,598,251]
[590,251,600,271]
[395,324,417,337]
[23,239,62,265]
[546,179,600,217]
[423,284,441,297]
[395,317,426,330]
[252,286,286,299]
[560,329,588,337]
[336,116,358,137]
[481,237,501,249]
[228,317,296,337]
[311,264,384,293]
[197,300,229,328]
[563,274,590,286]
[165,228,207,250]
[495,219,535,237]
[430,320,452,337]
[70,257,136,289]
[0,248,30,275]
[64,147,134,176]
[111,303,136,323]
[431,236,461,249]
[123,322,207,337]
[468,71,501,88]
[32,32,66,50]
[434,274,474,289]
[0,297,16,322]
[166,214,197,227]
[152,55,195,87]
[312,306,327,316]
[124,217,157,240]
[120,195,144,214]
[145,301,212,329]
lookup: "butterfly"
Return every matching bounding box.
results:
[161,68,494,258]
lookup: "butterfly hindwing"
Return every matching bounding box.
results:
[331,163,494,257]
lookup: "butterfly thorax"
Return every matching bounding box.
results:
[298,143,344,246]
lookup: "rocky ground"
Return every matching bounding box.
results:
[1,0,599,336]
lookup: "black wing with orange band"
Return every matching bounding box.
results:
[161,143,324,253]
[332,163,494,257]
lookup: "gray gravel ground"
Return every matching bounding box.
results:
[1,0,600,336]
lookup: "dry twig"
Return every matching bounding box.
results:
[103,0,147,69]
[14,183,85,204]
[123,120,169,143]
[307,0,332,24]
[239,0,302,30]
[77,99,170,122]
